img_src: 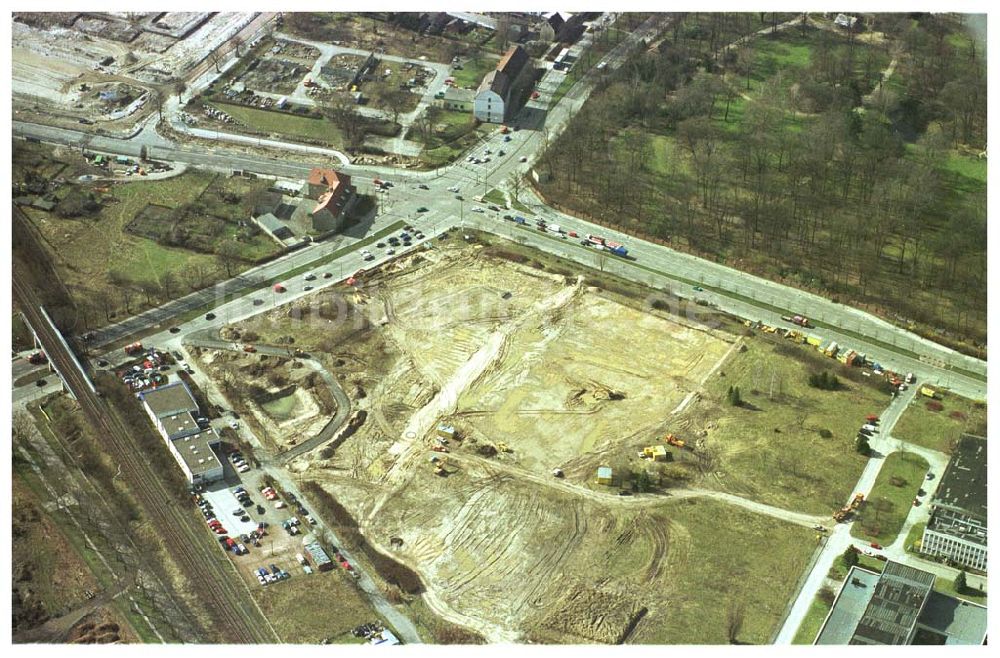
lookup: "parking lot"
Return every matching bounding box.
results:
[194,453,326,589]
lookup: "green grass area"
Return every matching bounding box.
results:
[827,553,885,582]
[482,188,507,206]
[941,151,987,187]
[851,451,929,545]
[893,392,987,454]
[251,567,377,643]
[415,109,489,167]
[210,101,344,148]
[792,590,834,644]
[450,54,498,88]
[904,521,926,552]
[933,569,988,604]
[12,313,34,352]
[639,498,817,644]
[691,336,889,514]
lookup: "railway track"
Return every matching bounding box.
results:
[14,273,277,644]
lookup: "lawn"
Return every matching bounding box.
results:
[210,101,344,148]
[687,335,890,514]
[635,498,817,644]
[252,569,379,643]
[450,53,498,88]
[904,521,926,552]
[893,392,987,454]
[12,313,34,352]
[482,188,507,206]
[792,589,834,644]
[851,451,929,545]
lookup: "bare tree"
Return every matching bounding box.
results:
[172,79,188,104]
[216,240,242,277]
[209,49,223,73]
[231,35,245,58]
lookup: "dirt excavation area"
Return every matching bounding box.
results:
[12,12,256,117]
[193,349,334,454]
[228,241,820,643]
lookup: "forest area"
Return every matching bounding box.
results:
[537,13,986,358]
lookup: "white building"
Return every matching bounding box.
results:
[474,45,531,124]
[139,381,224,485]
[919,435,987,571]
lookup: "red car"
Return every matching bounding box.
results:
[531,91,540,100]
[870,542,883,550]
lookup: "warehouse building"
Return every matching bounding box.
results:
[139,381,224,485]
[920,434,987,571]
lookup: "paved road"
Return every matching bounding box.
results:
[773,384,986,644]
[15,32,984,399]
[183,327,353,464]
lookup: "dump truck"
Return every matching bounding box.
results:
[124,341,143,356]
[851,493,865,509]
[920,386,937,399]
[833,507,852,522]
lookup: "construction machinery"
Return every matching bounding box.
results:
[833,507,852,522]
[920,386,937,399]
[851,493,865,509]
[665,434,685,449]
[495,442,511,453]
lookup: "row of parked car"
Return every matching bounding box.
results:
[230,450,252,474]
[257,564,291,586]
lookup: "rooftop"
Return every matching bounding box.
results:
[172,428,223,477]
[850,561,935,645]
[914,591,988,644]
[930,434,987,523]
[496,44,528,78]
[307,167,342,188]
[140,381,198,419]
[160,411,200,439]
[816,567,881,644]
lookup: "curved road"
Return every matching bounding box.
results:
[183,327,352,463]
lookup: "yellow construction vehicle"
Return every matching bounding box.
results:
[495,442,511,453]
[665,434,685,449]
[851,493,865,510]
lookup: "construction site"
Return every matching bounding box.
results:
[12,12,265,125]
[224,240,818,643]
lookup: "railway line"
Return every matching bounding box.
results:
[14,272,277,644]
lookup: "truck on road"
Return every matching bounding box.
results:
[124,341,143,356]
[781,314,811,328]
[585,234,628,256]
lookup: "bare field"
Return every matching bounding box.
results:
[224,242,826,642]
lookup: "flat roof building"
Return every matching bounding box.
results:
[920,434,987,571]
[815,561,987,645]
[138,381,223,485]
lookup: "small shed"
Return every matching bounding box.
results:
[596,466,613,486]
[437,423,456,440]
[643,445,668,462]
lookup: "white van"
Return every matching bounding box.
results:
[862,424,878,433]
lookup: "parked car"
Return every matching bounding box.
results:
[416,207,428,213]
[205,313,216,320]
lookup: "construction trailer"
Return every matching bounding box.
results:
[596,466,613,486]
[643,445,668,461]
[303,540,334,572]
[436,423,456,440]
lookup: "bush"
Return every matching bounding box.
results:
[855,435,871,456]
[926,400,944,412]
[841,546,859,568]
[949,410,966,420]
[890,475,907,487]
[808,371,842,391]
[819,429,833,439]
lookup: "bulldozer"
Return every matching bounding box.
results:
[495,442,511,453]
[665,434,685,449]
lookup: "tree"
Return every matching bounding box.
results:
[634,469,653,493]
[153,91,165,121]
[954,570,968,593]
[727,385,742,406]
[173,79,188,103]
[216,240,242,277]
[855,434,871,456]
[232,35,245,58]
[209,49,223,73]
[842,546,859,568]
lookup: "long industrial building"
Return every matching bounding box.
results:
[138,381,224,485]
[920,434,987,571]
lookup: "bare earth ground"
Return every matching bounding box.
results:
[227,242,815,643]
